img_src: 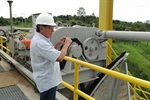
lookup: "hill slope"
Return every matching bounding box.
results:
[112,40,150,81]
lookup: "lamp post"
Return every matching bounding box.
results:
[7,0,13,33]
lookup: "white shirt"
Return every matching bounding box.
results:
[30,32,62,93]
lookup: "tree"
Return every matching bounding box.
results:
[91,13,95,16]
[0,17,9,26]
[77,7,86,16]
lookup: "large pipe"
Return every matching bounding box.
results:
[14,27,32,32]
[96,30,150,42]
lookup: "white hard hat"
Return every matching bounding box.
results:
[35,12,56,26]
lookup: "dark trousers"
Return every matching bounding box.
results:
[40,86,57,100]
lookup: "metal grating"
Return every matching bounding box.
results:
[0,65,5,72]
[0,85,29,100]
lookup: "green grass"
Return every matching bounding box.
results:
[112,40,150,81]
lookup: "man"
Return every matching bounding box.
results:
[30,12,72,100]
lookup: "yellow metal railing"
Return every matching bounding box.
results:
[61,81,95,100]
[62,56,150,100]
[61,61,95,100]
[0,36,10,54]
[106,41,150,100]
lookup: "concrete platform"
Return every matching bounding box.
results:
[0,58,40,100]
[0,52,68,100]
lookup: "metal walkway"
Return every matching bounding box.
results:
[0,85,29,100]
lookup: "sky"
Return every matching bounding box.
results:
[0,0,150,22]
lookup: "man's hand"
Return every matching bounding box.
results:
[56,37,72,61]
[64,37,72,47]
[54,36,72,49]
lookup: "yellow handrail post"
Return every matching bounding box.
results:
[1,37,3,51]
[6,42,9,54]
[0,36,2,49]
[74,63,79,100]
[134,84,136,100]
[99,0,113,66]
[137,85,149,100]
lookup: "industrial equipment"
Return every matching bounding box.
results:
[1,13,150,100]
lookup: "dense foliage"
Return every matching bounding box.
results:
[0,16,32,27]
[1,15,150,31]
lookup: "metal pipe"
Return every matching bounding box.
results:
[14,27,32,32]
[112,62,125,100]
[106,31,150,42]
[96,30,150,42]
[7,0,13,33]
[125,63,131,100]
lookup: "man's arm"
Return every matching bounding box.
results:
[56,37,72,62]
